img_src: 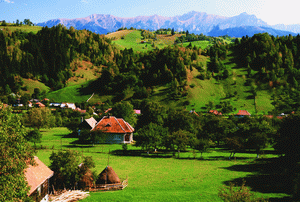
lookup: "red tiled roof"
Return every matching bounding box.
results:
[93,116,134,133]
[104,108,112,114]
[209,110,222,115]
[35,102,45,107]
[264,115,284,119]
[75,107,86,114]
[25,156,54,195]
[236,110,251,116]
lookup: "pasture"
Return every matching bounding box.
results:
[34,127,290,201]
[0,25,42,34]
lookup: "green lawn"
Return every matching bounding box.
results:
[34,127,290,202]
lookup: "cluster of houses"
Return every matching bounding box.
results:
[207,109,293,119]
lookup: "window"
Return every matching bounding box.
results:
[113,135,121,140]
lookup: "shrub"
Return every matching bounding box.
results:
[218,180,268,202]
[189,83,196,88]
[197,72,206,80]
[122,143,128,151]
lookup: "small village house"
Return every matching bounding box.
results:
[92,116,134,144]
[79,116,134,144]
[235,110,251,118]
[25,156,54,202]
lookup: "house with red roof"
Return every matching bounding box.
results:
[35,102,45,108]
[92,116,134,144]
[235,110,251,118]
[25,156,54,202]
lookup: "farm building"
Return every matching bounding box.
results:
[80,117,97,130]
[25,156,54,202]
[79,116,134,144]
[92,116,134,144]
[235,110,251,118]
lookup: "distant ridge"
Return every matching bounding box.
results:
[208,25,298,38]
[37,11,299,37]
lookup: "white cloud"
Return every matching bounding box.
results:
[4,0,14,3]
[80,0,88,3]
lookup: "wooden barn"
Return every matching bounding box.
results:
[25,156,54,202]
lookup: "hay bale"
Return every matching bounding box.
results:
[96,166,121,185]
[78,168,94,189]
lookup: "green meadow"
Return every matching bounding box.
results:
[22,78,50,95]
[111,30,156,52]
[34,128,290,201]
[46,82,92,103]
[0,25,42,34]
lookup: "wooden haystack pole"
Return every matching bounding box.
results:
[96,166,121,185]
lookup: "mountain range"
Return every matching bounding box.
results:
[37,11,300,37]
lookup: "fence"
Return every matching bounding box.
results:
[88,179,128,191]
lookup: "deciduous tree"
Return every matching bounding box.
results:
[0,103,34,201]
[24,107,55,129]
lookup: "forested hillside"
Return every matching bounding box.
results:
[1,24,300,114]
[0,24,117,92]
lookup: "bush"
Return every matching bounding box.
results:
[218,180,268,202]
[197,72,206,80]
[189,83,196,88]
[122,143,128,151]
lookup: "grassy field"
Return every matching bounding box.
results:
[34,127,290,201]
[46,82,92,103]
[110,30,155,52]
[0,25,42,34]
[182,41,212,49]
[22,78,50,95]
[67,60,101,87]
[108,30,186,52]
[185,50,274,114]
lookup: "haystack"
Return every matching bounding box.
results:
[96,166,121,185]
[78,167,94,189]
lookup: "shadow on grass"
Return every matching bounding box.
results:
[53,133,78,138]
[110,149,174,158]
[215,147,279,156]
[64,144,94,149]
[221,157,296,201]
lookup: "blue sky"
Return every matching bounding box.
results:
[1,0,299,25]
